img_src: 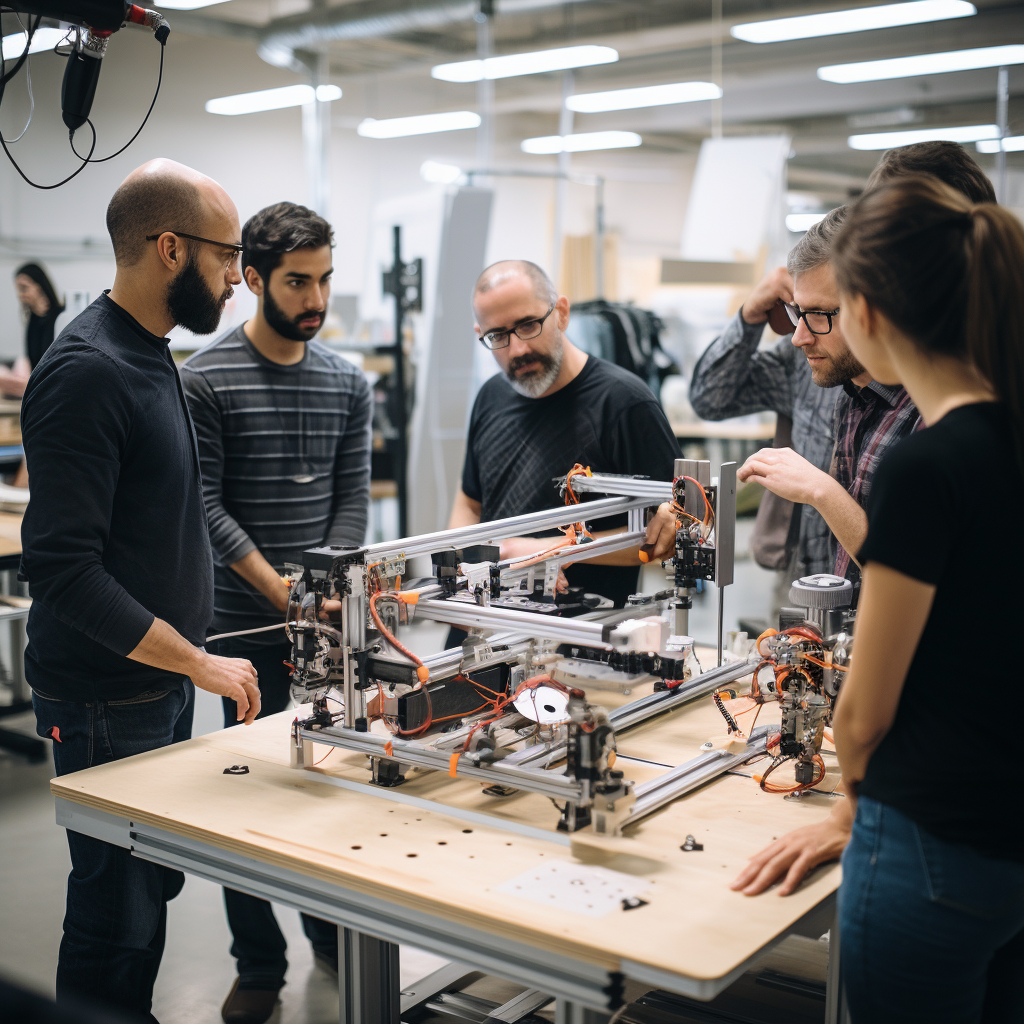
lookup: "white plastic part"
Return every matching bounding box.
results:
[513,685,570,724]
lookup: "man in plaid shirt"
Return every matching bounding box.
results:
[733,205,921,596]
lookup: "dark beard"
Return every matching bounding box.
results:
[809,347,867,388]
[263,286,324,342]
[166,251,231,335]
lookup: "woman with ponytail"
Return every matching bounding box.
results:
[829,174,1024,1023]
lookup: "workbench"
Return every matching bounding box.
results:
[50,664,847,1024]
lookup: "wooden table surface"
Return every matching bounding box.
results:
[0,511,23,558]
[50,655,841,986]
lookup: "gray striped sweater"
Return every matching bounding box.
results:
[181,325,372,640]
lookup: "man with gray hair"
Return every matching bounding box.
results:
[687,208,919,588]
[450,259,681,610]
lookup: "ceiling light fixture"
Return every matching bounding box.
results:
[521,131,642,154]
[358,111,481,138]
[206,84,341,116]
[149,0,232,8]
[848,124,998,150]
[420,160,465,184]
[566,81,721,113]
[432,45,618,83]
[1,26,72,60]
[732,0,975,43]
[977,136,1024,154]
[819,44,1024,83]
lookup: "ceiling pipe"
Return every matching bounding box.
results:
[257,0,593,74]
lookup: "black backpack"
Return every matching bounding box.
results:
[568,299,679,397]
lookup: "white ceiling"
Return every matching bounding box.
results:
[154,0,1024,194]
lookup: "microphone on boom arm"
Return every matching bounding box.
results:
[60,4,170,133]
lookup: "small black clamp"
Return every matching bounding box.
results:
[223,765,249,775]
[621,896,649,911]
[680,834,704,852]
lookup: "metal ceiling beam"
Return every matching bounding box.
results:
[257,0,594,74]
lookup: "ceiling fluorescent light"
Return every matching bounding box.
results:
[848,124,998,150]
[521,131,642,155]
[786,213,828,232]
[432,45,618,83]
[567,81,721,113]
[820,44,1024,83]
[420,160,464,184]
[1,26,72,60]
[206,84,341,116]
[358,111,481,138]
[732,0,975,43]
[150,0,231,8]
[977,136,1024,154]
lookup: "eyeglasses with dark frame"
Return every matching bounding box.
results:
[478,303,556,350]
[145,231,244,256]
[784,301,839,336]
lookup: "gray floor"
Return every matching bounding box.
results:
[0,520,779,1022]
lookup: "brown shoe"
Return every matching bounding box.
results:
[221,977,281,1024]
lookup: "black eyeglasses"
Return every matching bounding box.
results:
[478,304,555,350]
[146,231,243,254]
[784,302,839,336]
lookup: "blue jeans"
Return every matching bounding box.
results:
[208,637,338,988]
[840,795,1024,1024]
[32,679,194,1023]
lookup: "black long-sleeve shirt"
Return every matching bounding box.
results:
[20,294,214,701]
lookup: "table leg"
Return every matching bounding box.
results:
[824,911,850,1024]
[339,927,400,1024]
[553,999,611,1024]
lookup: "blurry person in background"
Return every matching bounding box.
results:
[0,263,63,401]
[2,264,66,486]
[17,263,65,369]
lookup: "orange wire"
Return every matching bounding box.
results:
[369,590,426,676]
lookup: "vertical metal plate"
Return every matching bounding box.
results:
[715,462,736,588]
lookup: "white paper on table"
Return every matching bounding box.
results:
[496,859,650,918]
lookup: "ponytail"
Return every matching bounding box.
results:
[833,174,1024,470]
[965,205,1024,468]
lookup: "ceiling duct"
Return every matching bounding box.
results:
[258,0,591,73]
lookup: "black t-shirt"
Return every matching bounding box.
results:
[857,402,1023,862]
[462,355,682,606]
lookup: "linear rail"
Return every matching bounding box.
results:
[362,496,646,561]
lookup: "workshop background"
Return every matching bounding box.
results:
[1,0,1022,1021]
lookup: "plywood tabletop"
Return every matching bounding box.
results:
[50,663,841,985]
[0,511,23,557]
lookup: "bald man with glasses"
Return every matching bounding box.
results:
[449,260,682,613]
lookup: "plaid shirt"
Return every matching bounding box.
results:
[690,311,842,575]
[832,380,922,582]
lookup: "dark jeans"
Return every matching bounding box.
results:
[208,637,338,988]
[840,795,1024,1024]
[31,679,195,1023]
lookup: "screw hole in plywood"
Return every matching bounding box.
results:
[351,845,361,850]
[462,829,473,833]
[437,841,447,845]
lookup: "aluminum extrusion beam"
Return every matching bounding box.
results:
[299,726,584,800]
[363,496,642,561]
[624,728,771,827]
[416,598,613,648]
[568,474,673,503]
[501,657,758,769]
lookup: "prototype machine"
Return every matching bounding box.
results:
[282,457,780,837]
[743,575,854,793]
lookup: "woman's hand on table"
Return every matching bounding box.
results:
[730,795,853,896]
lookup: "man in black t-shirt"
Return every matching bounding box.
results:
[450,260,681,608]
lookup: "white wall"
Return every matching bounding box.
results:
[0,27,699,359]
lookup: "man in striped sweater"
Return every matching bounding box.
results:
[182,202,372,1023]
